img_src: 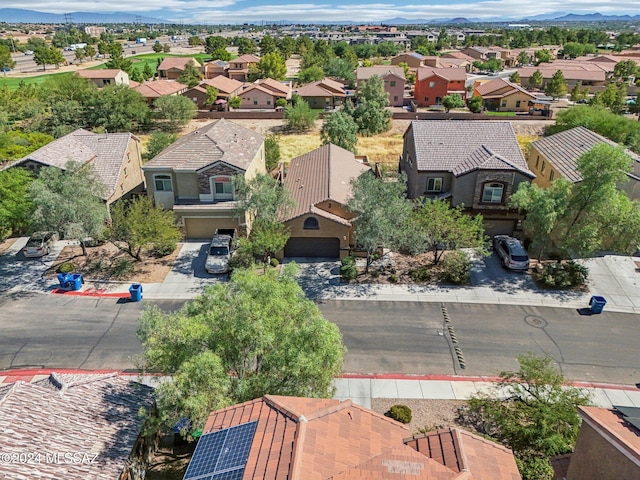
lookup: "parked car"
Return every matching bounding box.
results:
[22,231,59,258]
[24,50,34,55]
[493,235,530,271]
[205,229,236,274]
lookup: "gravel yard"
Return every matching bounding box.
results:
[370,398,471,434]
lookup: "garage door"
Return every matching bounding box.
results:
[284,237,340,258]
[184,218,218,239]
[484,219,517,238]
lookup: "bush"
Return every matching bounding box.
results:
[341,255,356,267]
[152,240,177,258]
[110,258,134,278]
[340,264,358,282]
[269,257,279,267]
[409,266,431,283]
[228,245,254,271]
[516,457,554,480]
[440,251,471,285]
[388,274,398,283]
[57,261,75,273]
[385,404,412,424]
[542,261,588,289]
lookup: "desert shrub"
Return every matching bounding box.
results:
[542,261,588,289]
[152,240,177,258]
[409,266,431,282]
[228,245,254,271]
[440,251,471,285]
[516,457,554,480]
[341,255,356,267]
[110,258,134,278]
[340,264,358,281]
[57,261,75,273]
[385,404,412,424]
[269,257,279,267]
[87,259,106,273]
[388,273,398,283]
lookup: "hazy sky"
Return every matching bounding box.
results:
[3,0,638,23]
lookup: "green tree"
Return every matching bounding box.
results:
[466,354,591,480]
[569,83,589,103]
[409,200,486,265]
[143,131,177,161]
[153,95,197,131]
[517,51,530,66]
[84,44,96,61]
[204,86,219,107]
[188,36,202,46]
[105,52,132,74]
[247,220,290,267]
[320,110,358,153]
[0,168,33,239]
[0,45,16,76]
[468,95,483,113]
[86,84,150,132]
[264,134,281,170]
[109,196,181,261]
[529,69,544,89]
[33,46,64,71]
[211,47,231,61]
[236,37,256,55]
[613,59,638,81]
[509,71,521,83]
[204,36,226,55]
[442,93,465,113]
[297,65,325,84]
[152,42,163,53]
[253,52,287,81]
[142,62,154,80]
[277,36,296,59]
[323,57,356,82]
[284,99,318,132]
[228,96,241,109]
[28,161,108,255]
[561,42,585,59]
[534,49,550,65]
[544,70,567,99]
[234,173,294,226]
[347,173,413,272]
[259,35,278,56]
[177,61,202,88]
[137,264,345,428]
[44,73,96,103]
[592,82,627,114]
[163,44,171,54]
[130,67,144,83]
[295,35,313,55]
[352,75,391,136]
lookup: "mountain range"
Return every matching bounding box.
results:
[0,8,639,25]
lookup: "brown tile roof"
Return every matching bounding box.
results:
[530,126,640,183]
[406,120,534,178]
[474,78,535,99]
[157,56,201,71]
[77,68,124,79]
[9,128,138,200]
[134,79,188,98]
[417,67,467,82]
[202,75,244,95]
[517,66,606,82]
[356,66,406,81]
[578,406,640,465]
[254,77,292,96]
[442,51,475,62]
[0,373,154,480]
[281,144,371,222]
[235,54,261,64]
[296,78,347,98]
[242,83,288,98]
[143,118,264,171]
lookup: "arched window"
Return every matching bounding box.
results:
[303,216,319,230]
[481,182,505,204]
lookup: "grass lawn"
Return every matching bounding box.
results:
[485,111,517,117]
[0,71,73,89]
[90,52,215,75]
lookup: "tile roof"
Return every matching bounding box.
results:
[242,83,288,98]
[134,79,188,98]
[417,67,467,82]
[281,144,371,222]
[202,75,244,95]
[474,78,535,99]
[0,372,154,480]
[578,406,640,464]
[356,66,406,81]
[517,66,606,82]
[296,79,347,98]
[442,51,475,62]
[530,126,640,183]
[157,56,201,71]
[77,68,125,79]
[198,396,522,480]
[234,54,261,64]
[143,118,264,171]
[254,77,291,95]
[10,128,138,200]
[407,120,533,178]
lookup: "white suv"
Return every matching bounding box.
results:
[493,235,530,271]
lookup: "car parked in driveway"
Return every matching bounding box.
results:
[493,235,530,271]
[22,232,59,258]
[205,230,236,274]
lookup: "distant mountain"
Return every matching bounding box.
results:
[382,17,471,25]
[0,8,165,24]
[552,12,639,22]
[519,12,570,21]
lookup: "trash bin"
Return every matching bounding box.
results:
[69,273,83,291]
[589,295,607,314]
[57,273,71,288]
[129,283,143,302]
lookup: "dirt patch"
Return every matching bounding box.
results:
[49,242,181,283]
[353,252,451,285]
[146,443,195,480]
[371,399,471,435]
[0,237,18,255]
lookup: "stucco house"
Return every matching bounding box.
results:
[133,80,189,104]
[184,76,244,109]
[200,59,228,79]
[228,54,260,82]
[6,128,145,206]
[400,120,535,235]
[356,66,406,107]
[473,78,537,112]
[414,67,467,107]
[391,52,426,69]
[295,77,347,109]
[76,68,129,87]
[517,65,606,90]
[527,126,640,201]
[142,118,265,238]
[280,144,371,259]
[157,57,201,80]
[239,78,291,109]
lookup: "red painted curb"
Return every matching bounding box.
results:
[51,288,130,298]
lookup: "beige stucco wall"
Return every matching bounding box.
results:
[283,213,352,258]
[527,146,556,188]
[383,75,405,107]
[106,138,145,205]
[495,91,534,112]
[240,89,275,109]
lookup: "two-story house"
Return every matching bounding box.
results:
[356,67,406,107]
[400,120,535,235]
[157,57,201,80]
[200,59,228,79]
[227,54,261,82]
[414,67,467,107]
[142,119,265,238]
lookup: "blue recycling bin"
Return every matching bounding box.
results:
[57,273,72,288]
[69,273,83,291]
[589,295,607,314]
[129,283,143,302]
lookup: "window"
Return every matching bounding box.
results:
[426,177,443,192]
[303,217,319,229]
[501,101,507,107]
[549,170,555,181]
[253,99,258,105]
[393,95,398,102]
[541,161,546,174]
[436,97,442,104]
[535,155,540,168]
[213,176,234,200]
[390,81,396,87]
[267,99,271,105]
[515,100,521,108]
[429,81,435,87]
[424,96,429,102]
[481,183,504,203]
[154,175,172,192]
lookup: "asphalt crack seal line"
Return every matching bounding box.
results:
[441,303,466,370]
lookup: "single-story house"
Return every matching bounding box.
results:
[184,76,244,109]
[400,120,535,236]
[473,78,537,112]
[5,128,145,206]
[356,66,406,107]
[295,77,347,109]
[280,143,371,259]
[517,66,607,89]
[527,126,640,201]
[0,372,155,480]
[142,118,265,238]
[133,80,189,104]
[157,57,201,80]
[239,78,291,109]
[183,394,522,480]
[76,68,129,87]
[414,67,467,107]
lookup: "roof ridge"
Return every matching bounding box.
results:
[263,394,306,422]
[451,428,470,474]
[304,398,352,421]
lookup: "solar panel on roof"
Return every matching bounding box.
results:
[613,405,640,432]
[183,421,258,480]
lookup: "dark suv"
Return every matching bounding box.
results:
[493,235,530,271]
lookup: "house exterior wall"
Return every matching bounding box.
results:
[411,170,454,199]
[414,75,449,107]
[283,214,352,259]
[201,65,227,79]
[302,95,333,108]
[315,201,352,221]
[494,91,534,112]
[106,138,145,205]
[567,422,640,480]
[391,54,423,69]
[527,145,556,188]
[159,68,183,80]
[183,89,208,109]
[240,89,275,109]
[382,74,405,106]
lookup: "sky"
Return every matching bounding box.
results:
[3,0,639,23]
